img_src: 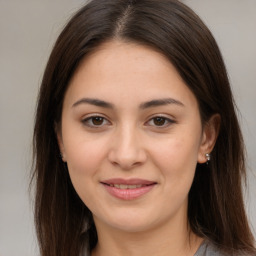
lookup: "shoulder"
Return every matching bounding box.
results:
[194,240,253,256]
[194,240,223,256]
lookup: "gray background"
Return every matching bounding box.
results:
[0,1,255,255]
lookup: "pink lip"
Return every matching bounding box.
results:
[101,178,157,200]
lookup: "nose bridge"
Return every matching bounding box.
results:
[119,123,138,153]
[108,122,146,169]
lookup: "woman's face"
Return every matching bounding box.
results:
[58,40,215,233]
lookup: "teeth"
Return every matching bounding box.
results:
[120,184,128,189]
[128,185,137,189]
[110,184,144,189]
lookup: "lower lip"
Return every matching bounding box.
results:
[102,184,155,200]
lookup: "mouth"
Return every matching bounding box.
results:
[102,183,154,189]
[100,178,157,200]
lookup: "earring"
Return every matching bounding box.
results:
[205,153,211,164]
[59,152,63,159]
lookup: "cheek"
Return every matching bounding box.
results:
[62,129,110,184]
[142,136,199,221]
[150,134,200,187]
[64,137,108,208]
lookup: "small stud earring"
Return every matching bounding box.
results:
[205,153,211,164]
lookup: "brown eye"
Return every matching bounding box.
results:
[91,116,104,126]
[153,117,167,126]
[82,115,110,128]
[146,116,175,128]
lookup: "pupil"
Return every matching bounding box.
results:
[92,117,103,125]
[154,117,165,126]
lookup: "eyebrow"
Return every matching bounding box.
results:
[72,98,114,108]
[72,97,184,109]
[139,98,184,109]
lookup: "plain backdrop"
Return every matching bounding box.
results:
[0,1,255,255]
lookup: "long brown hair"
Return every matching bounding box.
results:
[32,0,256,255]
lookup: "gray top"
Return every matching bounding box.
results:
[194,240,254,256]
[84,240,249,256]
[194,240,225,256]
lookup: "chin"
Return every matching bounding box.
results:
[94,209,162,234]
[109,220,155,233]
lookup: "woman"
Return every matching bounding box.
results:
[32,0,256,255]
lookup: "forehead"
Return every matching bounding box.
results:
[64,40,198,109]
[73,40,173,81]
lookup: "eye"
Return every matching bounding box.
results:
[146,116,175,128]
[82,115,110,128]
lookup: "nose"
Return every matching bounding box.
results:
[108,125,147,170]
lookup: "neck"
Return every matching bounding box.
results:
[91,211,203,256]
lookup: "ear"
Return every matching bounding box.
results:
[55,122,67,162]
[197,114,221,164]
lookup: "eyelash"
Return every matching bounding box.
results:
[81,115,175,128]
[82,115,111,128]
[145,116,175,128]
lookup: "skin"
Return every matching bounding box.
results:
[57,40,219,256]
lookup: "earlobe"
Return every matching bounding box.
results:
[197,114,221,164]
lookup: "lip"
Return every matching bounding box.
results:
[101,178,157,200]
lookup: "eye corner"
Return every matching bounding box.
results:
[81,114,112,129]
[145,115,176,128]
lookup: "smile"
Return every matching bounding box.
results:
[101,179,157,200]
[108,184,148,189]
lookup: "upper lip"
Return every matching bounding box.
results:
[101,178,157,186]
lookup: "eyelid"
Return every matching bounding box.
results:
[81,114,111,128]
[145,114,176,128]
[80,113,176,129]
